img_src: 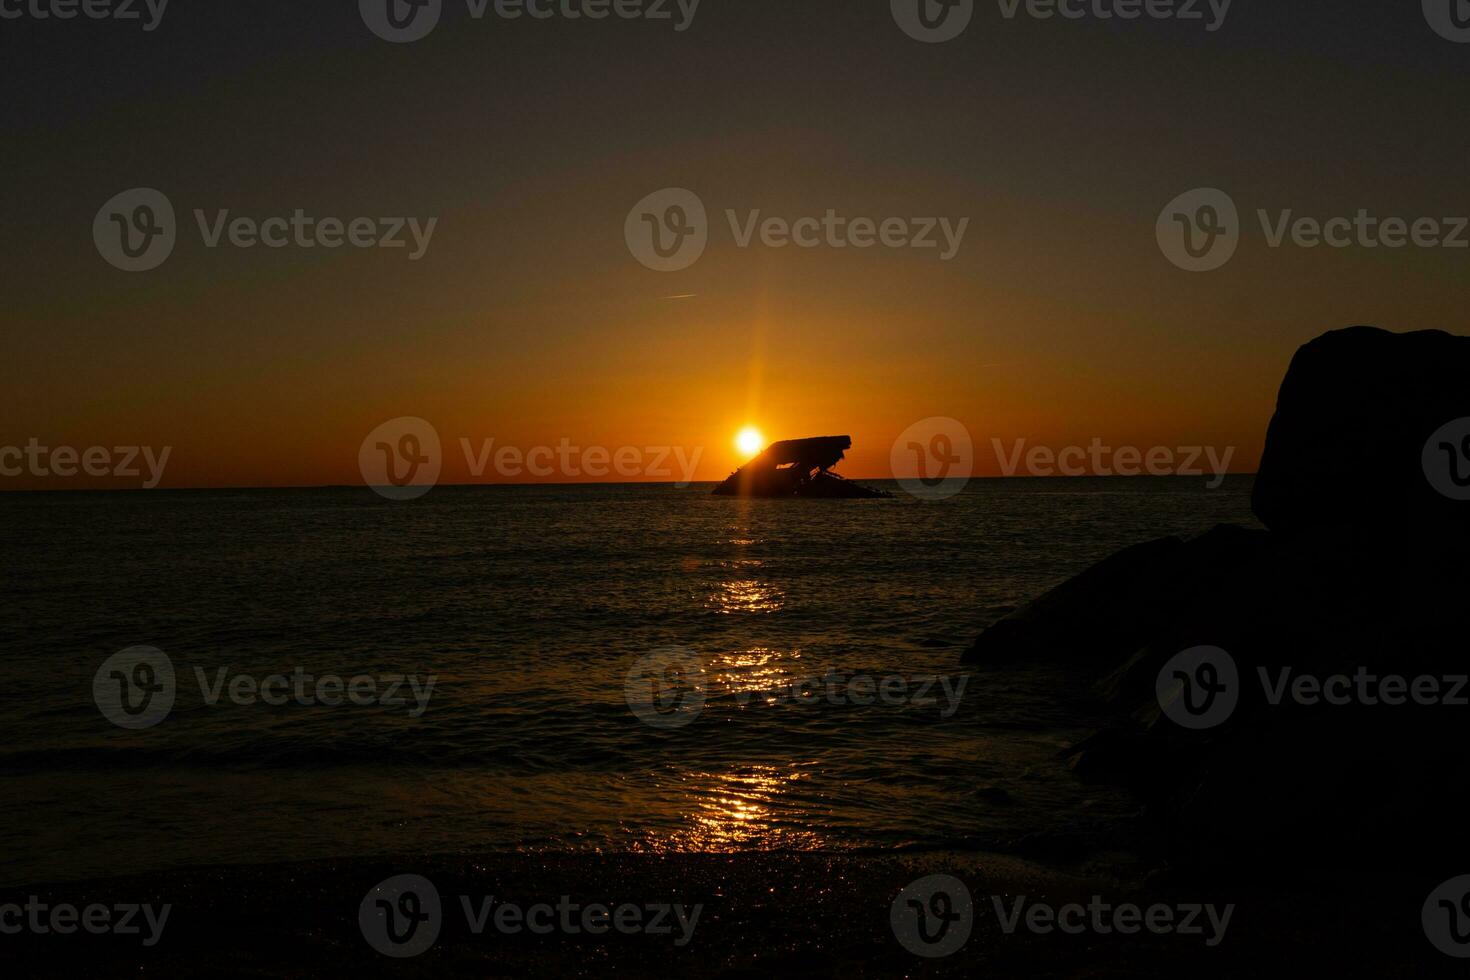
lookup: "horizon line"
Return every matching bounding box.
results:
[0,473,1260,495]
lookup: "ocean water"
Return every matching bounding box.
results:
[0,478,1257,885]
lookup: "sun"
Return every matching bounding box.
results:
[735,426,765,458]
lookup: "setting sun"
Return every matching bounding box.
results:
[735,426,765,458]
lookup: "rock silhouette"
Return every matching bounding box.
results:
[963,326,1470,871]
[1253,325,1470,537]
[712,435,889,498]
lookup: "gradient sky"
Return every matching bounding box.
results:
[3,1,1467,488]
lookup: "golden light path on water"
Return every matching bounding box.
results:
[705,525,784,614]
[638,518,833,850]
[643,646,830,850]
[708,574,785,615]
[708,558,787,614]
[674,526,814,845]
[646,764,827,852]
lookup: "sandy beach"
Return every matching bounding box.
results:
[1,850,1445,977]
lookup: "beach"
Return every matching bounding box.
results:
[1,851,1442,977]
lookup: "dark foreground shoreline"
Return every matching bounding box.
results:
[0,851,1449,977]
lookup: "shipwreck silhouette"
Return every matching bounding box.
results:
[712,435,889,498]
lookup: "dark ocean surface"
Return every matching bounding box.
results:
[0,478,1258,884]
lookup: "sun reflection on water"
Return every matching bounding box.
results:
[707,560,785,614]
[649,764,826,851]
[705,647,798,703]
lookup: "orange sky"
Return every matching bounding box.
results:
[4,5,1468,490]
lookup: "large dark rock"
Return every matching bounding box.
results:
[960,525,1269,669]
[1252,325,1470,538]
[1253,326,1470,661]
[967,326,1470,873]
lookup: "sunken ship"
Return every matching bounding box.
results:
[711,435,889,499]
